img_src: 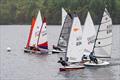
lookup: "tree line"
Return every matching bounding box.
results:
[0,0,120,25]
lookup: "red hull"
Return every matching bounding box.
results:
[59,66,85,71]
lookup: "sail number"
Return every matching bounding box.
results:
[42,31,47,36]
[87,35,95,44]
[107,25,112,34]
[76,37,82,46]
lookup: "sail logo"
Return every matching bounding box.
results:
[35,31,39,37]
[76,36,82,46]
[73,27,79,32]
[87,35,95,44]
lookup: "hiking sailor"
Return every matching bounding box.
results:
[58,57,68,67]
[89,51,98,64]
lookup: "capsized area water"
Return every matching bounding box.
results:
[0,25,120,80]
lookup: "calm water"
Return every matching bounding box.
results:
[0,25,120,80]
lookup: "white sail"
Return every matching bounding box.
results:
[62,8,67,27]
[82,12,96,55]
[37,17,48,50]
[67,16,83,62]
[30,10,42,47]
[94,8,112,57]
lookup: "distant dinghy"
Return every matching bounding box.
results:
[52,8,72,53]
[24,10,48,54]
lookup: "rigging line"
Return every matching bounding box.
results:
[99,29,112,32]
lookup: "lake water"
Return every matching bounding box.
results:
[0,25,120,80]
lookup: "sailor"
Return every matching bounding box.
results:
[58,57,68,67]
[89,52,98,64]
[59,36,67,46]
[81,54,88,62]
[53,45,62,51]
[31,44,40,51]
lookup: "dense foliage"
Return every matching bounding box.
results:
[0,0,120,25]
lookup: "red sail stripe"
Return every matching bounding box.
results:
[26,16,35,48]
[37,42,48,47]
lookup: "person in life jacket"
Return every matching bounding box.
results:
[58,57,68,67]
[30,44,40,51]
[89,52,98,64]
[81,54,88,62]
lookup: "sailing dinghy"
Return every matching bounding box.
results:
[59,15,85,71]
[24,11,48,54]
[52,9,72,53]
[84,8,112,66]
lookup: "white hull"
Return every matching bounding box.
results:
[84,60,109,66]
[59,64,85,71]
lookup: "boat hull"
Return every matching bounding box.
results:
[24,48,48,54]
[84,61,109,66]
[59,65,85,71]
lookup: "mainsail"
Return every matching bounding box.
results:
[37,17,48,50]
[66,16,83,63]
[94,8,112,58]
[25,16,35,48]
[57,13,73,47]
[30,10,42,47]
[62,8,67,27]
[82,12,96,55]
